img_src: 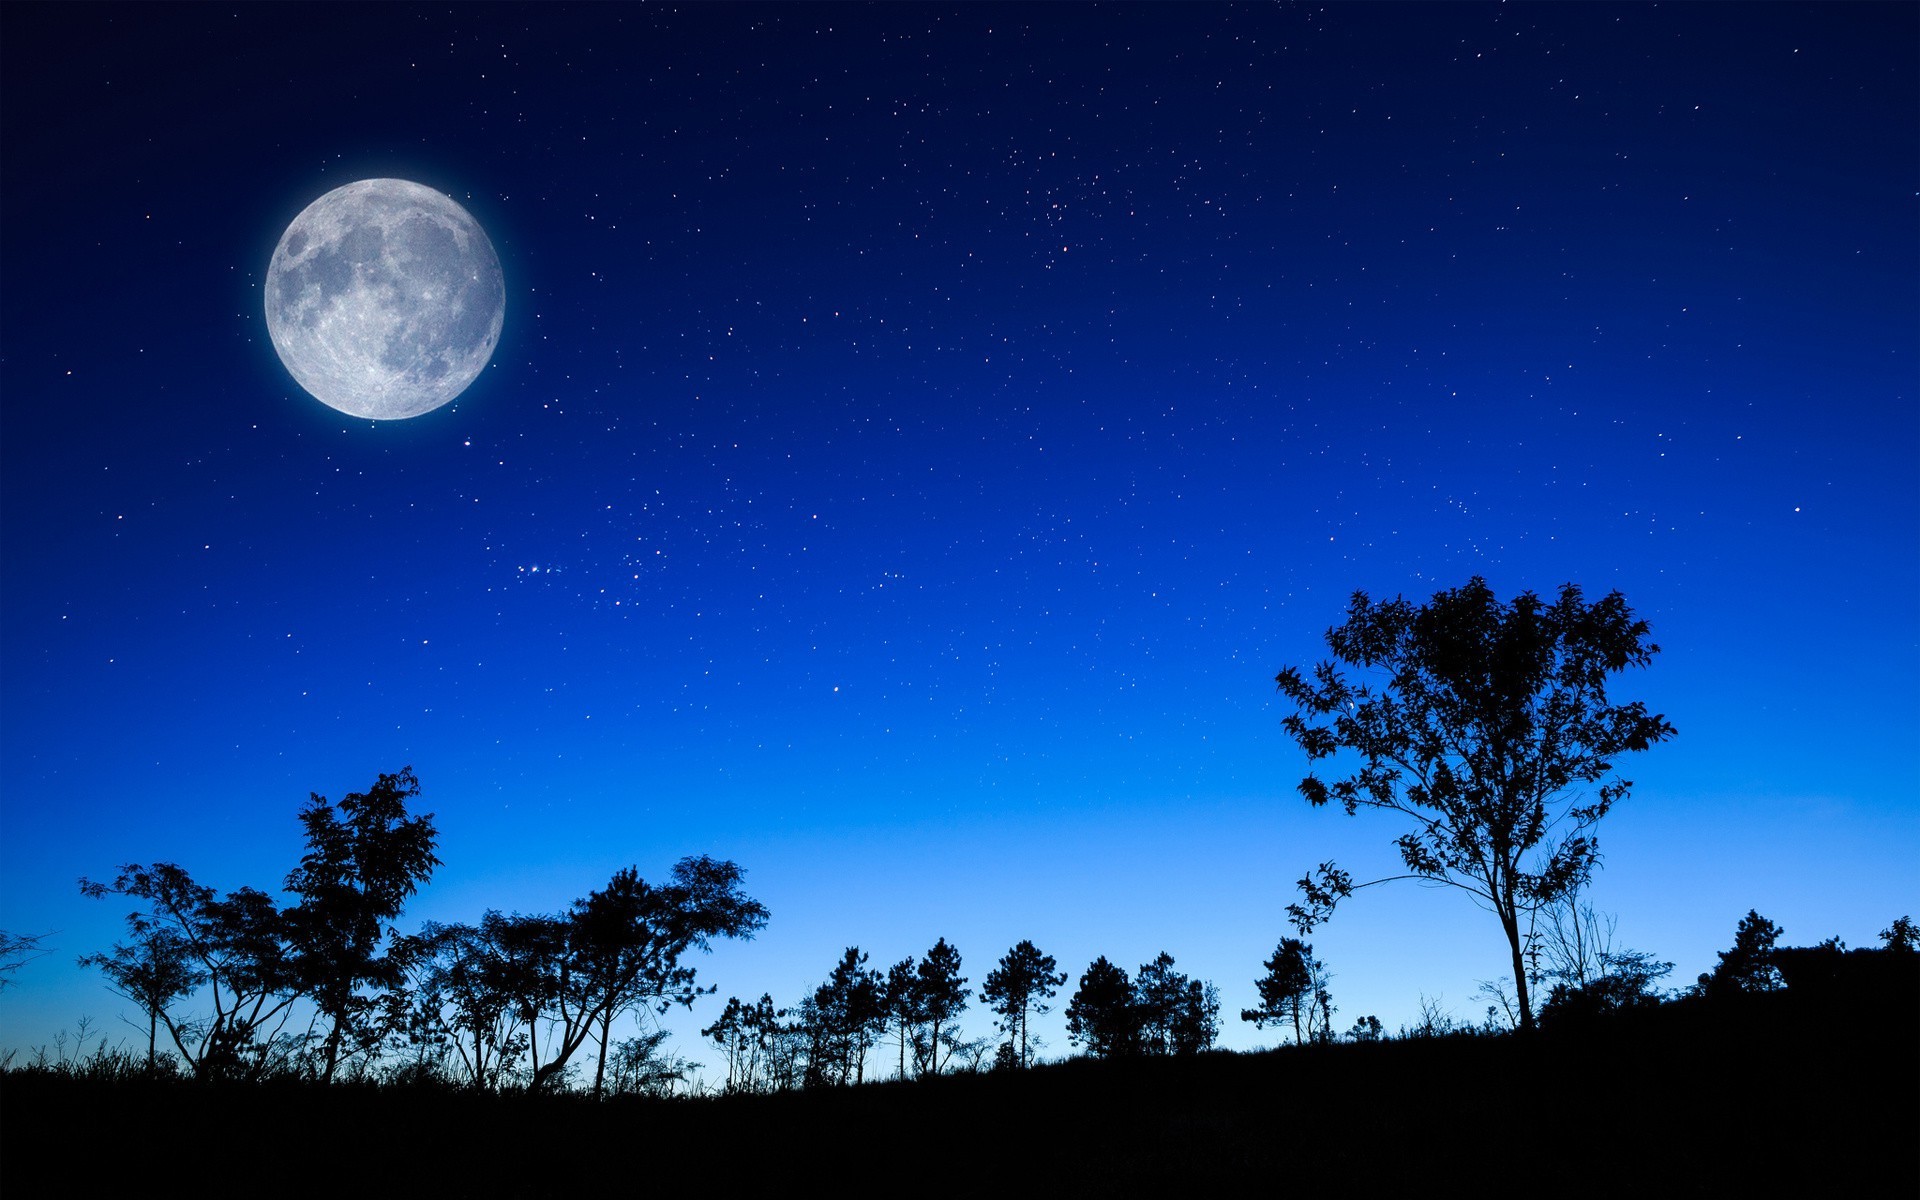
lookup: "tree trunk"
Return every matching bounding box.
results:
[322,1022,341,1085]
[591,1009,611,1100]
[1502,907,1535,1032]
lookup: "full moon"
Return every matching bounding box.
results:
[265,179,504,420]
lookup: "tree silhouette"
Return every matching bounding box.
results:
[1065,956,1137,1058]
[1133,952,1220,1055]
[1241,938,1325,1045]
[910,938,970,1076]
[76,924,202,1072]
[800,947,885,1086]
[1880,916,1917,952]
[492,911,570,1086]
[529,857,769,1096]
[880,955,920,1080]
[1275,577,1675,1031]
[702,993,785,1093]
[401,916,537,1090]
[982,940,1068,1068]
[283,767,440,1083]
[1696,909,1785,998]
[79,864,301,1080]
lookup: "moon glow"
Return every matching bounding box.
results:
[265,179,504,420]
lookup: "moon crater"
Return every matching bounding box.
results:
[265,179,504,420]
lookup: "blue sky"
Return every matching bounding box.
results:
[2,3,1914,1068]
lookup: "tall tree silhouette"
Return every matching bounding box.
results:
[881,955,920,1079]
[983,936,1075,1067]
[490,911,570,1087]
[1274,577,1675,1031]
[802,947,885,1086]
[910,938,970,1076]
[283,767,440,1083]
[1066,956,1137,1058]
[982,940,1068,1068]
[1241,938,1324,1045]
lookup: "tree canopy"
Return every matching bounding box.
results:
[909,938,970,1076]
[1065,956,1137,1059]
[1240,938,1333,1045]
[1695,910,1785,998]
[79,863,299,1080]
[981,940,1068,1068]
[1066,953,1219,1058]
[530,856,770,1094]
[1133,952,1220,1055]
[283,767,440,1082]
[1275,577,1675,1031]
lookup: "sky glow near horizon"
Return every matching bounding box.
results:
[1,3,1915,1073]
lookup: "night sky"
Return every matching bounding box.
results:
[2,3,1914,1066]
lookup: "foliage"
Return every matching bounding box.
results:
[1068,953,1219,1057]
[981,940,1068,1068]
[1065,956,1137,1059]
[78,768,436,1083]
[1241,938,1334,1045]
[397,857,766,1096]
[282,767,440,1083]
[1539,950,1672,1027]
[1880,916,1917,953]
[79,862,301,1081]
[75,921,203,1071]
[529,856,769,1094]
[1345,1014,1384,1042]
[796,947,886,1086]
[400,915,539,1091]
[1695,910,1785,998]
[701,993,786,1094]
[908,938,970,1076]
[1133,952,1220,1055]
[1274,577,1675,1031]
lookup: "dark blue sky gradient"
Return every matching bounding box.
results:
[3,3,1914,1060]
